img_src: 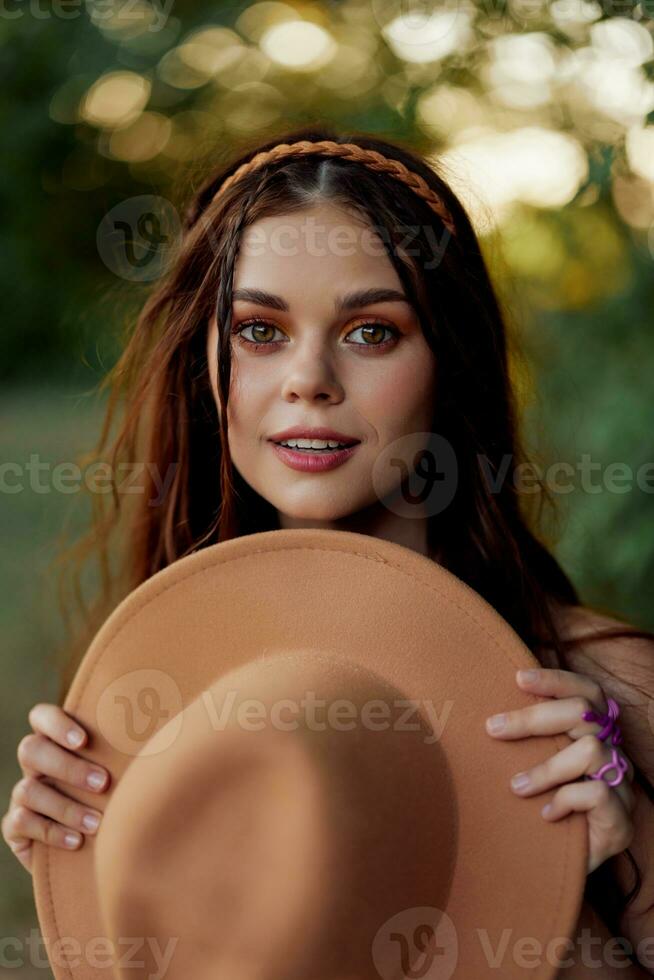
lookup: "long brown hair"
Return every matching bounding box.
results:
[51,124,652,961]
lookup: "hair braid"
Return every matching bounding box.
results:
[210,140,456,236]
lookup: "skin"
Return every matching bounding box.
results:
[490,666,636,875]
[2,203,638,890]
[206,202,438,558]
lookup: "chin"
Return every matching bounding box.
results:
[274,495,361,524]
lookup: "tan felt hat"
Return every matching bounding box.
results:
[32,527,589,979]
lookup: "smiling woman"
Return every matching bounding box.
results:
[5,125,653,974]
[205,202,437,531]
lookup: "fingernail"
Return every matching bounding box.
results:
[511,772,530,791]
[82,813,100,831]
[66,729,84,748]
[542,804,552,817]
[64,832,81,848]
[86,771,106,790]
[486,714,506,734]
[518,669,539,683]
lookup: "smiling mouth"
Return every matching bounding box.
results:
[270,440,361,453]
[268,441,361,472]
[272,444,355,454]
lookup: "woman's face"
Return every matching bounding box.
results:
[207,201,437,523]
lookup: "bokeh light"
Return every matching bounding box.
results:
[260,20,337,69]
[381,8,474,64]
[437,127,589,229]
[80,71,151,129]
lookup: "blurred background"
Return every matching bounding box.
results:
[2,0,654,972]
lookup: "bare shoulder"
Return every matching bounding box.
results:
[552,604,654,687]
[550,603,654,778]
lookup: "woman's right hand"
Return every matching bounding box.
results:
[2,704,110,874]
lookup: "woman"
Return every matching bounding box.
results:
[3,127,653,973]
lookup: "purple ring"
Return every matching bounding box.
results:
[586,747,629,787]
[582,695,623,745]
[581,696,628,787]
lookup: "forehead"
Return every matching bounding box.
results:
[234,204,403,297]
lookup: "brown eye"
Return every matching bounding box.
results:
[345,323,400,347]
[233,320,285,345]
[245,322,275,343]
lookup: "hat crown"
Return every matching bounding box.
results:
[95,655,459,980]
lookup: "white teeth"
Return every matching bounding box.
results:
[279,439,348,449]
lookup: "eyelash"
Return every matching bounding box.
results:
[230,316,402,353]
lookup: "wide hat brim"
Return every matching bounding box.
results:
[32,527,587,979]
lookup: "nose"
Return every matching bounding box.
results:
[279,341,344,404]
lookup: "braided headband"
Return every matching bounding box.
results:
[210,140,456,236]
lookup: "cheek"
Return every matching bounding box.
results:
[224,364,267,444]
[360,361,436,433]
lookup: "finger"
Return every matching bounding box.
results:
[17,734,109,794]
[486,695,608,740]
[28,703,88,751]
[515,668,607,713]
[10,777,102,836]
[540,779,635,874]
[2,805,83,858]
[1,807,34,874]
[2,834,32,873]
[608,773,636,814]
[509,734,635,809]
[584,755,636,813]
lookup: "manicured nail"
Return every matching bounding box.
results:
[82,813,100,831]
[486,714,506,734]
[64,832,81,848]
[518,669,539,683]
[511,772,530,791]
[66,729,84,748]
[86,771,106,790]
[542,804,552,817]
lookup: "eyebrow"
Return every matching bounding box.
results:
[231,287,410,314]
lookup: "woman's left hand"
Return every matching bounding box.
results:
[485,667,637,875]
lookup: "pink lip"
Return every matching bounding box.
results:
[269,442,360,473]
